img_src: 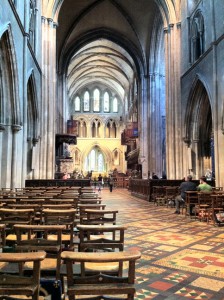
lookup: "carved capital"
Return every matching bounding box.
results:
[12,124,22,133]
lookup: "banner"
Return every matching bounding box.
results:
[67,120,78,136]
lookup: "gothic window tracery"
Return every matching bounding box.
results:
[92,119,101,138]
[85,147,105,172]
[106,119,116,138]
[191,11,205,62]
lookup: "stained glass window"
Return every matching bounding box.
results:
[74,96,80,111]
[103,92,109,112]
[93,89,100,112]
[113,97,118,112]
[84,91,90,111]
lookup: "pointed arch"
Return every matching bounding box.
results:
[27,71,38,140]
[184,76,213,177]
[0,26,20,125]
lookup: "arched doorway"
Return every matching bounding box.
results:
[184,79,213,179]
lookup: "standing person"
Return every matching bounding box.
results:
[174,175,197,214]
[98,173,103,192]
[197,176,212,192]
[108,175,114,192]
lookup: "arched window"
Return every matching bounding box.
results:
[98,153,104,172]
[103,92,109,112]
[106,120,116,138]
[29,0,36,49]
[191,11,205,62]
[74,96,80,111]
[113,97,118,112]
[83,91,90,111]
[85,147,105,172]
[93,89,100,112]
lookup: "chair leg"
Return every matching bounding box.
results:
[33,288,39,300]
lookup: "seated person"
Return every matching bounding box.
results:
[197,176,212,192]
[62,172,69,180]
[174,175,197,214]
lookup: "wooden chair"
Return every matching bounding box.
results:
[194,192,213,221]
[14,224,65,279]
[77,224,127,252]
[78,204,106,224]
[184,191,198,217]
[152,186,166,206]
[0,251,46,300]
[208,194,224,225]
[78,198,102,205]
[42,209,78,250]
[164,186,179,208]
[0,208,35,246]
[80,193,99,199]
[61,250,141,300]
[81,209,118,226]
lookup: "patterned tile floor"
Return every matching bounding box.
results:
[97,188,224,300]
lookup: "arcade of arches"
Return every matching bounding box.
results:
[0,0,224,188]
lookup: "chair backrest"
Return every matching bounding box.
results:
[0,251,46,300]
[77,224,127,252]
[81,209,118,225]
[61,250,141,300]
[14,224,65,279]
[78,204,106,223]
[42,209,77,250]
[197,191,213,206]
[80,193,98,199]
[0,208,35,230]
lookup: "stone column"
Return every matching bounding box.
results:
[139,74,149,179]
[21,1,29,186]
[0,125,5,185]
[164,23,182,179]
[11,125,22,189]
[40,16,57,179]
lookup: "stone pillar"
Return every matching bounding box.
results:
[139,74,149,179]
[164,23,182,179]
[11,125,22,189]
[40,16,57,179]
[21,1,29,186]
[0,125,5,186]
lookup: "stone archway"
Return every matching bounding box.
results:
[184,78,213,179]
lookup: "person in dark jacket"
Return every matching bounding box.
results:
[108,175,114,192]
[174,175,197,214]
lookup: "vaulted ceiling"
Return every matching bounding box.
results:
[54,0,175,113]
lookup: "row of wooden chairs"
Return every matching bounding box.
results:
[0,187,141,299]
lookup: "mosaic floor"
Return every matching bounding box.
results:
[99,188,224,300]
